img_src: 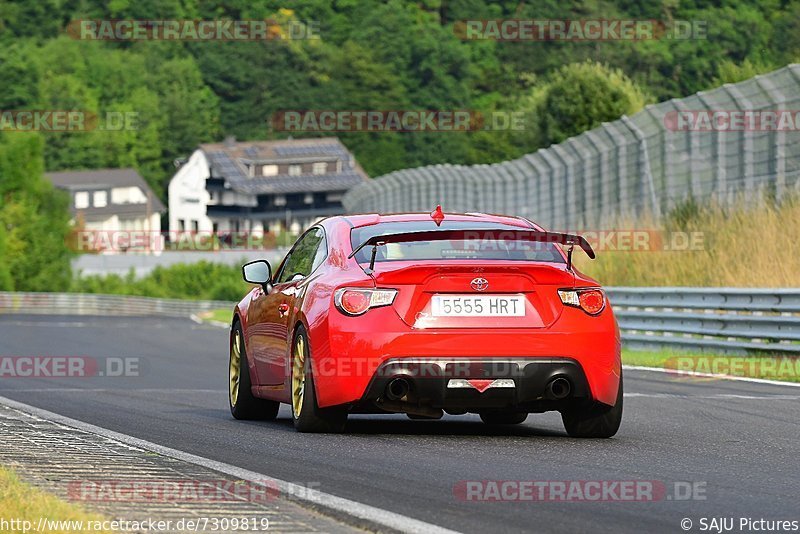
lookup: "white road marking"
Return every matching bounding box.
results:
[0,320,95,327]
[0,388,221,393]
[0,395,461,534]
[0,319,214,330]
[625,393,800,400]
[623,364,800,388]
[7,388,792,400]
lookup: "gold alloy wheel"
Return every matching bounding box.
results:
[292,335,306,418]
[229,330,241,407]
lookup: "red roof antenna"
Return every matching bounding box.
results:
[430,205,445,226]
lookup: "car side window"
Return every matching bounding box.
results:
[276,228,326,284]
[310,231,328,271]
[271,252,291,284]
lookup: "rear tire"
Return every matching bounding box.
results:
[229,322,279,421]
[480,412,528,425]
[291,326,348,433]
[561,373,623,438]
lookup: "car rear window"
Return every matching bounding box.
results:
[350,221,565,264]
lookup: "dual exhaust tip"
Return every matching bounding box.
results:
[385,376,572,401]
[546,377,572,400]
[386,377,411,401]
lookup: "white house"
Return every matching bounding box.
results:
[45,168,164,237]
[168,137,369,237]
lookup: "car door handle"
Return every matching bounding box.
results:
[278,303,290,315]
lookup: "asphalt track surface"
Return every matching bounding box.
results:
[1,314,798,533]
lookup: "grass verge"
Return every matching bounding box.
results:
[196,308,232,325]
[574,198,800,287]
[623,348,800,383]
[0,466,114,533]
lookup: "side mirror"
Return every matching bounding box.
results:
[242,260,272,292]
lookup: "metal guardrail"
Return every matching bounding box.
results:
[1,290,798,354]
[608,287,800,353]
[0,292,232,318]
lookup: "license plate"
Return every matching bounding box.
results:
[430,295,526,317]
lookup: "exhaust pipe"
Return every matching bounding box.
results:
[546,377,572,400]
[386,377,410,401]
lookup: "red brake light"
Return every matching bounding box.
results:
[339,289,371,315]
[430,204,444,226]
[578,289,605,315]
[335,288,398,316]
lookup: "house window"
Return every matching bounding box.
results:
[312,162,327,175]
[111,187,147,204]
[191,220,199,232]
[304,193,314,205]
[178,220,186,232]
[288,164,302,176]
[75,191,89,209]
[93,191,107,208]
[335,160,342,172]
[262,164,278,176]
[326,192,343,203]
[274,195,287,207]
[248,164,255,178]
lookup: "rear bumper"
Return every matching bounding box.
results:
[356,357,591,413]
[309,305,621,409]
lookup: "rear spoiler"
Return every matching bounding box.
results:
[348,228,595,273]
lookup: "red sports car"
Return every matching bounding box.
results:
[228,209,622,437]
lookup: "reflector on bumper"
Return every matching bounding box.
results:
[447,378,515,393]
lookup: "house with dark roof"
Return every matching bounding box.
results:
[168,137,369,236]
[45,168,164,235]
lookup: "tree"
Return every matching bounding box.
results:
[0,224,12,290]
[534,61,650,147]
[0,0,792,183]
[0,133,73,291]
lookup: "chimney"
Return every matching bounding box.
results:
[224,136,237,148]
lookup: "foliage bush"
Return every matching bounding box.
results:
[71,261,251,301]
[534,61,650,147]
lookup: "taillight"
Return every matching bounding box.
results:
[578,290,605,315]
[335,288,398,316]
[340,290,370,315]
[558,288,606,315]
